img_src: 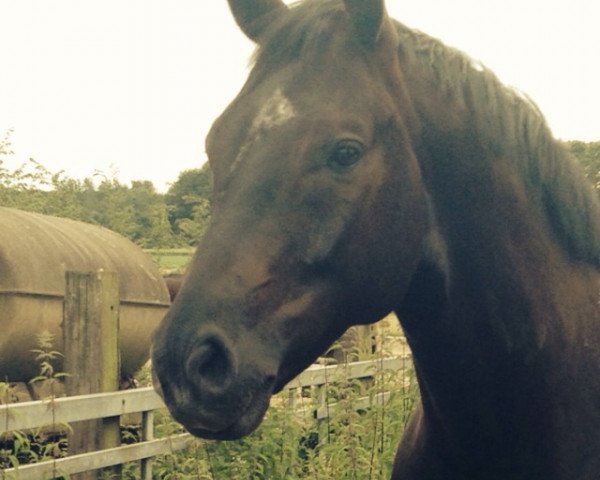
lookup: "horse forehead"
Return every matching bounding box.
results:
[229,88,297,174]
[251,88,297,133]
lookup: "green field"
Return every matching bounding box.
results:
[144,248,194,273]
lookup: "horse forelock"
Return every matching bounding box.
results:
[249,0,355,70]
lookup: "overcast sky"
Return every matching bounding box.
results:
[1,0,598,191]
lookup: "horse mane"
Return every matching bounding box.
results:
[394,23,600,267]
[250,0,600,267]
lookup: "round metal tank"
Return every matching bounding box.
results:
[0,207,170,382]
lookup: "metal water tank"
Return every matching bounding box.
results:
[0,207,170,382]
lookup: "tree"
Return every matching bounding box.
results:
[128,181,176,247]
[568,141,600,191]
[175,197,211,245]
[165,165,212,224]
[0,130,55,211]
[87,179,176,248]
[0,132,180,248]
[165,164,212,244]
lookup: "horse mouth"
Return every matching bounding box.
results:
[182,395,270,440]
[176,390,272,441]
[152,368,274,440]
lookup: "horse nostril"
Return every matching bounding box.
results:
[185,337,234,394]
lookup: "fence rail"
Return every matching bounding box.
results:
[0,355,411,479]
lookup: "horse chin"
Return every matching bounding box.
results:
[183,396,270,440]
[173,389,272,441]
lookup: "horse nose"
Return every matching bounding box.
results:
[185,334,236,395]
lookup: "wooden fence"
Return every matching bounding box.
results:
[0,356,411,479]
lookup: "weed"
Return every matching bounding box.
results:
[0,332,70,478]
[148,346,418,479]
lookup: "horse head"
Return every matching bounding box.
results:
[152,0,431,440]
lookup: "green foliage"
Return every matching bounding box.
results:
[568,140,600,190]
[175,197,211,246]
[93,180,176,248]
[164,166,212,245]
[1,333,70,475]
[147,355,418,479]
[0,129,54,211]
[29,331,69,388]
[0,129,214,249]
[165,166,212,226]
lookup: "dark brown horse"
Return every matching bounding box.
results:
[163,273,184,303]
[151,1,600,478]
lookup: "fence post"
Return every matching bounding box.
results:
[140,410,155,479]
[63,270,121,480]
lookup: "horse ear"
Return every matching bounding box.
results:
[227,0,288,42]
[343,0,386,48]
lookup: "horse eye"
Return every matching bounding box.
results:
[328,140,364,170]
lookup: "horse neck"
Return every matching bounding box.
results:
[398,140,596,469]
[388,24,600,478]
[397,158,600,474]
[401,58,600,355]
[393,24,600,362]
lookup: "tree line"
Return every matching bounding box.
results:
[0,129,211,248]
[1,129,599,249]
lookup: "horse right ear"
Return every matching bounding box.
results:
[227,0,288,42]
[344,0,386,49]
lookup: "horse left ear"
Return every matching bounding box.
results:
[227,0,288,43]
[343,0,386,48]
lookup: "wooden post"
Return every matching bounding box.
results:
[63,270,121,480]
[140,410,155,479]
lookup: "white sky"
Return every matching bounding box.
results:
[0,0,598,192]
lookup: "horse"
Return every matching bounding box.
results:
[163,273,184,303]
[151,1,600,478]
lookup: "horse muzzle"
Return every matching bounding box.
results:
[151,327,278,440]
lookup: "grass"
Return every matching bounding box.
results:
[144,247,194,273]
